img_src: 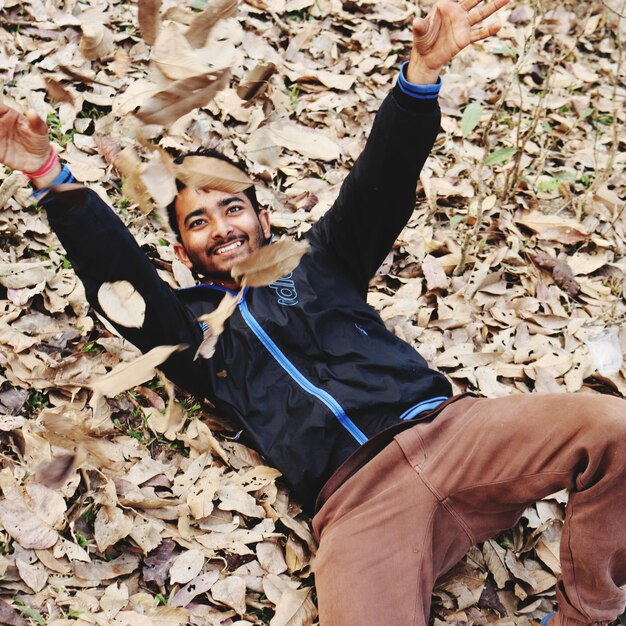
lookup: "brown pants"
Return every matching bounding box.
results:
[313,394,626,626]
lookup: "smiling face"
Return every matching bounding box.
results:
[173,187,271,289]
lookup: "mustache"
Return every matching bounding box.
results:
[207,235,248,256]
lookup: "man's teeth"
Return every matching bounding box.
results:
[215,240,243,255]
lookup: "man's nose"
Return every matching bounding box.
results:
[211,215,234,239]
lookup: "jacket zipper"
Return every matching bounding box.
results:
[238,299,368,446]
[399,396,448,420]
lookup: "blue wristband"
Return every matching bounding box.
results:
[397,61,442,100]
[32,163,76,200]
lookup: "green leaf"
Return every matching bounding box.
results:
[578,107,594,121]
[485,147,516,166]
[461,102,483,138]
[491,44,518,58]
[449,215,463,228]
[17,605,46,625]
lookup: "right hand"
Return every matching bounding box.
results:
[0,104,52,173]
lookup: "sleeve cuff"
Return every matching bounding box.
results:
[32,164,76,200]
[397,61,441,100]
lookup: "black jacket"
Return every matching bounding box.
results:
[44,83,452,512]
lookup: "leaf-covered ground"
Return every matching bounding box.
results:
[0,0,625,624]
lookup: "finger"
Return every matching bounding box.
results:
[469,0,510,26]
[412,16,429,38]
[26,110,48,136]
[469,22,502,44]
[461,0,482,11]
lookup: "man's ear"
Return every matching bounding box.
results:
[258,209,271,240]
[174,242,193,269]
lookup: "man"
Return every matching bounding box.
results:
[1,0,625,624]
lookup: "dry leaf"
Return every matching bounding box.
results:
[171,570,219,607]
[94,506,134,551]
[0,493,58,550]
[0,599,28,626]
[138,0,162,45]
[211,576,247,615]
[152,22,212,81]
[270,587,317,626]
[177,156,252,193]
[90,344,184,397]
[134,69,231,126]
[169,549,205,585]
[195,292,240,359]
[237,62,277,101]
[115,147,154,214]
[232,239,310,287]
[100,581,129,616]
[34,454,77,489]
[140,153,178,210]
[516,212,591,245]
[98,280,147,328]
[186,0,238,48]
[532,253,581,297]
[265,121,341,161]
[80,22,115,60]
[74,553,140,581]
[43,77,75,105]
[94,134,122,165]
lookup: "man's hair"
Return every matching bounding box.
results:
[165,148,259,238]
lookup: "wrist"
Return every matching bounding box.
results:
[31,161,63,189]
[24,148,61,188]
[406,55,441,85]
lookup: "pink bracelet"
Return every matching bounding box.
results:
[24,149,59,180]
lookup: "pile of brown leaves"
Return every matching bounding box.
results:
[0,0,624,623]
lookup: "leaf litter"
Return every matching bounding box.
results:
[0,0,624,623]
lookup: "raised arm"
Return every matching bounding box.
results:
[0,104,207,394]
[309,0,508,295]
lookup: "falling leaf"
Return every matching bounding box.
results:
[80,22,115,60]
[461,101,483,138]
[34,454,77,489]
[195,292,240,359]
[98,280,147,328]
[231,239,310,287]
[237,62,277,101]
[177,156,253,193]
[140,152,178,210]
[43,77,75,105]
[186,0,238,48]
[138,0,162,45]
[114,146,154,214]
[134,69,231,126]
[152,22,211,81]
[94,134,122,166]
[90,344,184,397]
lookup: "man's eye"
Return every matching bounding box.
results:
[190,219,206,228]
[227,206,243,214]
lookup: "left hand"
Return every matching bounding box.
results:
[407,0,510,84]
